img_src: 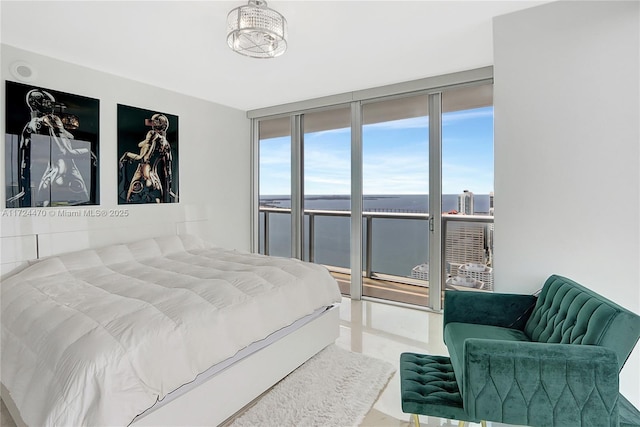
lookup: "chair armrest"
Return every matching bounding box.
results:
[463,339,620,426]
[443,290,537,332]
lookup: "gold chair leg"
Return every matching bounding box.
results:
[411,417,483,427]
[457,421,485,427]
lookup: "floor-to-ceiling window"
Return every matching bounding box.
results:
[361,94,431,306]
[302,107,352,295]
[252,69,493,310]
[258,116,292,257]
[441,84,494,299]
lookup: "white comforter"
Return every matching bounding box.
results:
[1,235,341,426]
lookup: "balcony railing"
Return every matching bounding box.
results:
[259,207,494,290]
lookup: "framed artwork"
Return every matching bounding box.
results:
[5,81,100,208]
[117,104,179,204]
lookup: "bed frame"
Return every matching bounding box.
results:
[1,227,341,426]
[134,306,339,426]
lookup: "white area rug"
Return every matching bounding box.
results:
[229,344,396,427]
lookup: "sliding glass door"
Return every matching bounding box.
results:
[361,94,431,307]
[252,70,494,310]
[302,107,352,295]
[440,84,494,299]
[257,117,292,257]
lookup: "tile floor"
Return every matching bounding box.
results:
[339,297,515,427]
[0,401,14,427]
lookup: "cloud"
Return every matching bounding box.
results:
[259,106,494,195]
[259,137,291,166]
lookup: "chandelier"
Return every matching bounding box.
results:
[226,0,288,59]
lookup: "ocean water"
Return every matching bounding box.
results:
[260,194,491,214]
[259,194,492,277]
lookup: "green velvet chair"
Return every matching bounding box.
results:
[401,274,640,426]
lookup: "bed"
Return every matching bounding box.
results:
[0,234,342,426]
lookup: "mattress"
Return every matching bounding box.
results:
[0,235,342,426]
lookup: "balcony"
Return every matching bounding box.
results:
[259,207,494,307]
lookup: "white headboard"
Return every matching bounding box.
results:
[0,219,210,279]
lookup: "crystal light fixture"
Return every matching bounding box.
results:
[226,0,288,59]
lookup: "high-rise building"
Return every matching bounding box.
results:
[457,190,474,215]
[489,191,494,216]
[446,221,486,266]
[445,221,494,289]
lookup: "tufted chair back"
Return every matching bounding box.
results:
[524,275,640,371]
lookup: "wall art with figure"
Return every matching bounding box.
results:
[117,104,179,204]
[4,81,100,208]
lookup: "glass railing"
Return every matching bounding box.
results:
[259,207,494,292]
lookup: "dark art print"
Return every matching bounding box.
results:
[5,81,100,208]
[117,104,179,204]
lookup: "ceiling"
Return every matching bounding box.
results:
[1,1,549,112]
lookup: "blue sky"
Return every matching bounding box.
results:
[259,106,493,195]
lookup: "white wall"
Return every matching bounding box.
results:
[1,44,251,273]
[494,1,640,405]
